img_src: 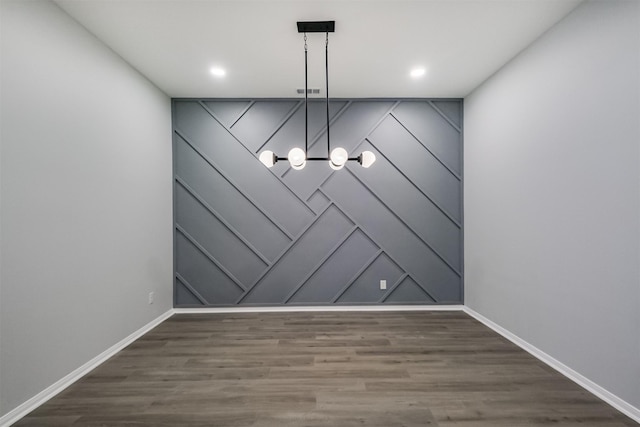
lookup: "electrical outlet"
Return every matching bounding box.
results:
[148,292,155,304]
[380,280,387,290]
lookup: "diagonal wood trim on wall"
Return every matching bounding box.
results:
[172,99,463,306]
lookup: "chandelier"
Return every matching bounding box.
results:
[259,21,376,170]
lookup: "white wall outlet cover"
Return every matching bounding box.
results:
[380,280,387,290]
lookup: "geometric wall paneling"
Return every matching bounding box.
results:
[347,138,461,269]
[321,173,461,301]
[173,99,463,306]
[222,100,299,153]
[175,280,205,306]
[383,276,436,304]
[367,116,462,223]
[307,190,331,214]
[240,204,356,304]
[175,233,244,305]
[174,141,290,262]
[430,100,462,129]
[174,183,267,285]
[335,253,405,303]
[287,229,380,304]
[201,100,253,128]
[390,100,462,176]
[174,102,314,236]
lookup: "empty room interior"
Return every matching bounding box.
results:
[1,0,639,425]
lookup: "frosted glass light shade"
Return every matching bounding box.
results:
[330,147,348,169]
[288,147,306,170]
[291,162,306,170]
[329,160,344,170]
[259,150,276,167]
[360,151,376,168]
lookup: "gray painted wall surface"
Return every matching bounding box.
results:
[173,99,463,306]
[465,0,640,410]
[0,0,173,416]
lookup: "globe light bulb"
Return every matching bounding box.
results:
[258,150,276,167]
[329,160,344,170]
[359,151,376,168]
[330,147,348,169]
[291,162,306,170]
[288,147,306,170]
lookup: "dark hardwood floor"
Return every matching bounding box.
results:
[14,311,638,426]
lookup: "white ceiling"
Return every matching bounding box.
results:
[54,0,583,98]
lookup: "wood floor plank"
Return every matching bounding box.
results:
[13,311,638,426]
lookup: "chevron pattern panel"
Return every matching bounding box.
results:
[172,99,463,306]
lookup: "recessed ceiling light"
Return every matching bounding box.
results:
[410,67,426,78]
[210,67,226,77]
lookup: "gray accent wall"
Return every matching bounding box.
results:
[173,99,463,306]
[465,0,640,411]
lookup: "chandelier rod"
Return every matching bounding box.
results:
[325,31,330,158]
[304,33,308,155]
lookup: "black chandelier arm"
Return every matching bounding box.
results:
[273,156,361,162]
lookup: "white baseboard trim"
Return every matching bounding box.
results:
[173,304,465,314]
[463,307,640,423]
[0,309,174,427]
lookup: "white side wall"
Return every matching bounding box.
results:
[465,0,640,410]
[0,0,173,415]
